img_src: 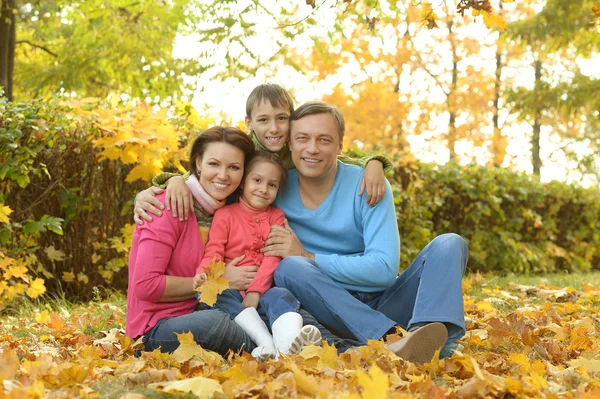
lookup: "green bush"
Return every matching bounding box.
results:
[391,161,600,274]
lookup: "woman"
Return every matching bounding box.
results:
[126,126,259,354]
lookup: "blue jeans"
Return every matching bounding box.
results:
[142,308,257,355]
[214,287,300,328]
[274,233,468,345]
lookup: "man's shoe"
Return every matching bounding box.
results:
[386,322,448,365]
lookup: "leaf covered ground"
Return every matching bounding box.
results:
[1,274,600,399]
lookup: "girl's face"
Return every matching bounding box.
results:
[241,161,282,210]
[245,99,290,153]
[196,142,245,201]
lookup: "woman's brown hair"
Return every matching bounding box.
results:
[189,126,255,178]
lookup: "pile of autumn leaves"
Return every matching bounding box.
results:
[1,275,600,398]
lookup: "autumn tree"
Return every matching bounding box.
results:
[2,0,203,102]
[506,0,600,180]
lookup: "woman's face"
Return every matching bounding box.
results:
[196,142,245,201]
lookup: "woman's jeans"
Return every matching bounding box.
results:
[274,233,469,345]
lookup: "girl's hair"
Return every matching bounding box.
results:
[189,126,255,178]
[246,83,295,118]
[244,150,288,188]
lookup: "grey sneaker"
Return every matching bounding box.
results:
[386,322,448,365]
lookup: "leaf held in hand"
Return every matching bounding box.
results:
[196,258,228,306]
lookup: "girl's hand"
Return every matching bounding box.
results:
[192,273,207,290]
[242,292,260,309]
[223,255,258,291]
[359,160,386,207]
[165,176,194,221]
[134,187,165,225]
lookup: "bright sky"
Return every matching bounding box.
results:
[173,0,599,187]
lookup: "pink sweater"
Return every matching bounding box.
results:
[198,200,285,295]
[126,192,203,338]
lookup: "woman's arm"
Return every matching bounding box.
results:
[132,212,196,303]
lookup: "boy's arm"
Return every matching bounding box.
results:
[152,171,191,188]
[337,154,394,177]
[246,209,286,295]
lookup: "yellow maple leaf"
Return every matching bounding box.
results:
[356,363,389,399]
[0,349,19,380]
[568,357,600,372]
[321,340,339,370]
[0,205,13,224]
[126,163,161,182]
[482,10,507,31]
[172,331,224,364]
[62,272,75,282]
[196,258,229,306]
[420,2,439,29]
[505,376,522,394]
[5,264,28,280]
[35,310,51,324]
[150,376,224,398]
[27,278,47,298]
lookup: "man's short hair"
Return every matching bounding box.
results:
[290,101,345,142]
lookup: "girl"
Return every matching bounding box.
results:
[193,151,321,360]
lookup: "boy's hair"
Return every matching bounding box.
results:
[290,101,345,142]
[244,150,289,188]
[189,126,255,178]
[246,83,295,118]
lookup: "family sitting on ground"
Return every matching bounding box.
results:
[125,84,469,364]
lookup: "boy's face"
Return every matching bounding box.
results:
[245,99,290,153]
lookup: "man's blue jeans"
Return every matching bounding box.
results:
[214,287,300,328]
[274,233,469,345]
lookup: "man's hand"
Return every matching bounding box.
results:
[262,219,313,259]
[359,160,386,207]
[242,292,260,309]
[165,176,194,221]
[134,187,165,225]
[222,255,259,291]
[192,272,207,290]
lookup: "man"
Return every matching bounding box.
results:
[261,101,468,364]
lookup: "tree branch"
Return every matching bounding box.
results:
[15,40,58,57]
[276,0,327,29]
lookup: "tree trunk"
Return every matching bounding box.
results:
[447,19,458,161]
[492,42,505,166]
[0,0,16,101]
[532,59,542,176]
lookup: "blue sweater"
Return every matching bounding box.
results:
[274,161,401,293]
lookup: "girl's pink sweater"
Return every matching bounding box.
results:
[126,192,203,338]
[198,200,285,295]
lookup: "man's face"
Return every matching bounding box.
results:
[289,113,342,181]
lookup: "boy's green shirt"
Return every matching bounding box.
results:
[151,131,394,188]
